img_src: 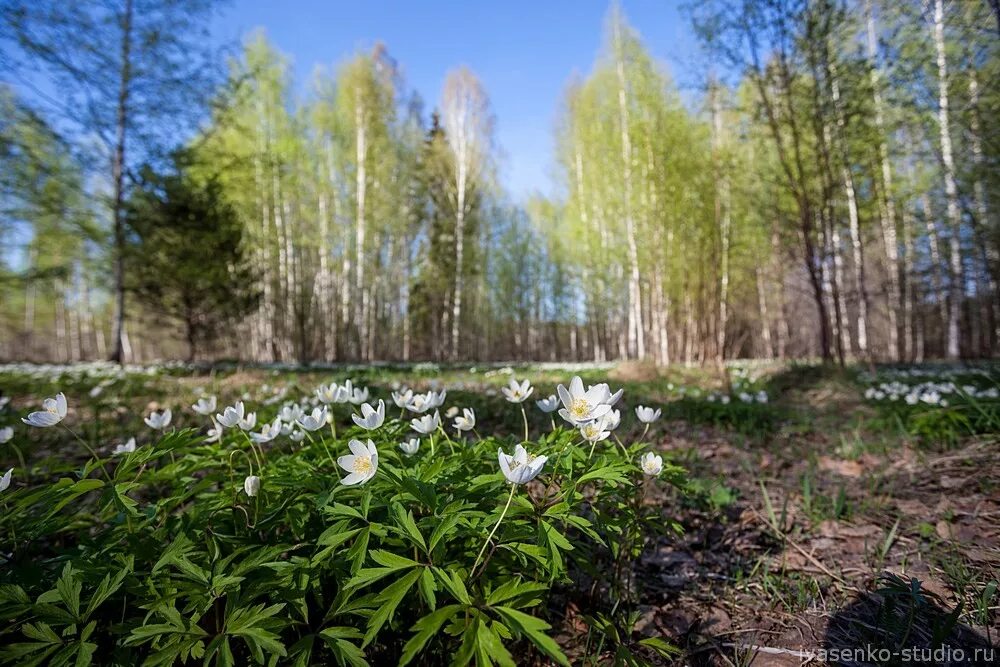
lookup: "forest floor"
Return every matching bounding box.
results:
[0,360,997,665]
[619,365,1000,666]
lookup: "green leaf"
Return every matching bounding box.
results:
[427,513,462,553]
[417,568,437,610]
[638,636,681,657]
[391,503,427,552]
[318,627,368,667]
[577,463,629,486]
[317,526,362,550]
[486,580,547,607]
[492,607,569,666]
[362,568,422,646]
[431,567,470,605]
[399,605,463,667]
[110,482,140,517]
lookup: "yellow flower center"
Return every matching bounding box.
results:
[569,398,589,419]
[352,456,373,475]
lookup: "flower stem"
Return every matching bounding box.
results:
[63,425,111,481]
[9,443,26,475]
[307,431,335,467]
[520,405,529,443]
[641,423,650,442]
[437,425,456,455]
[472,484,517,575]
[241,431,265,473]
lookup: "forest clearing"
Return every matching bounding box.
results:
[0,361,997,664]
[2,0,999,663]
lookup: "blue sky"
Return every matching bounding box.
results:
[210,0,706,200]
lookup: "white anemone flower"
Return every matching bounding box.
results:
[337,380,355,404]
[501,378,534,403]
[22,392,68,428]
[405,394,430,414]
[391,388,413,409]
[298,407,328,432]
[579,416,611,443]
[352,399,385,430]
[244,475,261,497]
[635,406,661,424]
[349,386,369,405]
[238,411,257,431]
[289,430,305,443]
[453,408,476,432]
[191,396,217,416]
[216,401,245,429]
[410,411,441,435]
[112,437,137,456]
[0,467,11,493]
[144,409,172,430]
[279,405,304,423]
[0,396,9,410]
[556,377,612,425]
[444,406,459,419]
[314,384,334,404]
[250,418,282,444]
[426,390,447,409]
[498,444,547,484]
[535,395,559,413]
[0,426,12,443]
[205,426,223,443]
[399,438,420,455]
[338,439,379,486]
[640,452,663,476]
[604,409,621,431]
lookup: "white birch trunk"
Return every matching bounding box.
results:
[866,0,901,360]
[934,0,963,359]
[614,18,644,359]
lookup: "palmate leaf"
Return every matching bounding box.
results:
[492,606,569,667]
[398,604,463,666]
[346,550,420,592]
[473,620,516,667]
[538,520,573,578]
[225,602,287,663]
[576,462,631,486]
[109,481,141,517]
[390,503,427,552]
[430,567,470,604]
[485,579,547,607]
[427,512,462,553]
[362,567,422,646]
[318,626,368,667]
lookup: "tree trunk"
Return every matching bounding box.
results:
[865,0,901,360]
[922,194,949,353]
[711,80,731,364]
[828,69,870,358]
[933,0,963,359]
[756,267,773,358]
[355,94,368,361]
[614,18,645,359]
[968,71,999,350]
[109,0,134,364]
